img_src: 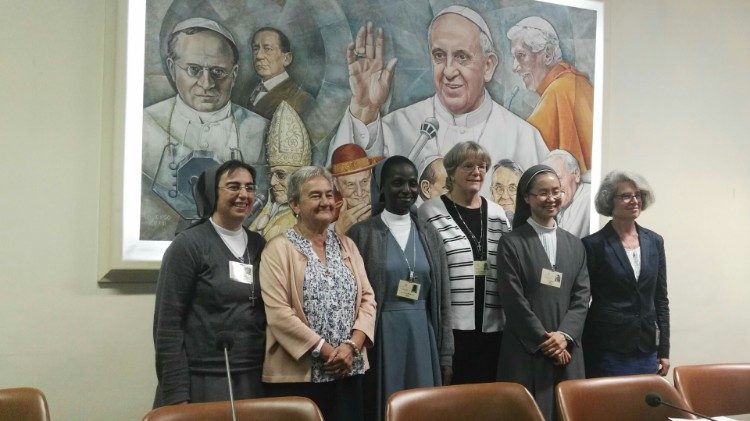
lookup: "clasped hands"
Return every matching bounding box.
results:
[320,342,356,377]
[540,331,571,366]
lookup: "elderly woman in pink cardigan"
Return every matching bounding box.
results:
[260,166,376,421]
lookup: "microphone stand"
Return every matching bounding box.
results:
[217,332,238,421]
[222,344,237,421]
[656,400,718,421]
[646,394,719,421]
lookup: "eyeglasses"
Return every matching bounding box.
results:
[459,163,488,173]
[491,184,517,195]
[527,190,565,201]
[173,62,232,80]
[220,183,257,193]
[616,192,642,202]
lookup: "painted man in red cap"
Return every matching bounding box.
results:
[329,144,383,235]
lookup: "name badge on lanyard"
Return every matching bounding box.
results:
[540,268,563,288]
[229,261,254,285]
[396,272,420,301]
[474,260,488,276]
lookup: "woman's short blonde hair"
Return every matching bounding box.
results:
[595,170,655,216]
[443,141,492,192]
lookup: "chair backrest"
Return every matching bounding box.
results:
[142,396,324,421]
[556,374,697,421]
[674,363,750,416]
[386,382,545,421]
[0,387,51,421]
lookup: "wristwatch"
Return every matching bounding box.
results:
[311,338,325,358]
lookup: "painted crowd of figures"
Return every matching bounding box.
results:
[140,5,593,243]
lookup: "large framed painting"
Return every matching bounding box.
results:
[118,0,603,264]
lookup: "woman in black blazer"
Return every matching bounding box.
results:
[582,171,670,377]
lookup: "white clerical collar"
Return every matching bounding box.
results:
[381,210,413,251]
[434,89,493,127]
[262,71,289,92]
[381,209,411,229]
[209,217,244,236]
[175,94,232,125]
[527,216,557,235]
[527,216,557,266]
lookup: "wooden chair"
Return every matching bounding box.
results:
[142,396,323,421]
[556,374,697,421]
[0,387,51,421]
[386,382,544,421]
[674,363,750,417]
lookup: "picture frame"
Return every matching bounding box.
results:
[101,0,603,279]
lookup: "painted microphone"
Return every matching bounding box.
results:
[407,117,439,161]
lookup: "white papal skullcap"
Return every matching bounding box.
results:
[172,17,237,49]
[509,16,559,40]
[431,5,493,47]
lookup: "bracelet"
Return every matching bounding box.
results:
[342,339,361,356]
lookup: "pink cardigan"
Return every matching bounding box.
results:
[259,232,376,383]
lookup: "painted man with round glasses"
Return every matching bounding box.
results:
[141,18,269,241]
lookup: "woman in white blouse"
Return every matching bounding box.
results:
[582,171,670,378]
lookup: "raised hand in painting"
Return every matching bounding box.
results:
[346,21,398,125]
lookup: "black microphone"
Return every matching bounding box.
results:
[216,332,237,421]
[407,117,439,161]
[645,393,719,421]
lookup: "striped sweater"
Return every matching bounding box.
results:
[418,196,510,332]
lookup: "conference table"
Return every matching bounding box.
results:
[671,415,750,421]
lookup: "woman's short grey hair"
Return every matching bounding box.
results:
[287,166,333,204]
[443,141,492,192]
[595,170,656,216]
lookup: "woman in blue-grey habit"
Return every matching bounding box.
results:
[348,155,453,421]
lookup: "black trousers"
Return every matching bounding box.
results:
[265,374,364,421]
[451,330,503,384]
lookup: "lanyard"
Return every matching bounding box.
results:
[385,222,417,282]
[449,198,485,257]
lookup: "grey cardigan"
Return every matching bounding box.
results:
[153,221,266,406]
[348,214,454,367]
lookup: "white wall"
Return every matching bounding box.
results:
[602,0,750,368]
[0,1,155,419]
[0,0,747,419]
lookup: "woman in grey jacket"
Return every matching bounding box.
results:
[348,156,453,421]
[152,161,266,407]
